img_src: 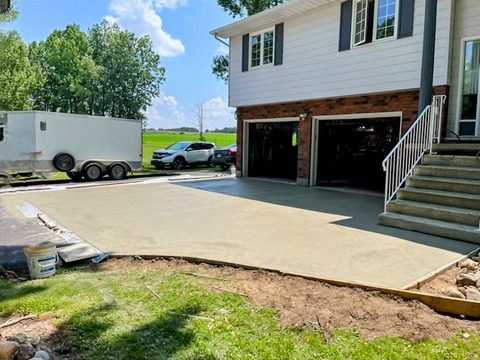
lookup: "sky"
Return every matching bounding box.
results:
[3,0,236,130]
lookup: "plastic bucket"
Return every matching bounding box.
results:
[23,243,58,279]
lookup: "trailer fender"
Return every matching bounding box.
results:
[53,152,75,172]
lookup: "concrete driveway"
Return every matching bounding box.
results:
[1,178,477,288]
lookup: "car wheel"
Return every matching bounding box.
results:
[53,153,75,172]
[66,171,82,181]
[171,157,185,170]
[108,163,127,180]
[221,164,230,171]
[83,163,103,181]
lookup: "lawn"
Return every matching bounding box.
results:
[1,264,479,359]
[143,131,236,167]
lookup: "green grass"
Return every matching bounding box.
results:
[1,267,478,359]
[142,131,236,167]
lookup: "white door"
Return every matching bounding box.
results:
[458,38,480,137]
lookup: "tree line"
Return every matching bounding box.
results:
[0,19,165,120]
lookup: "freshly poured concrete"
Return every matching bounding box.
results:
[2,178,477,288]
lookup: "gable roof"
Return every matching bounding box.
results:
[210,0,338,38]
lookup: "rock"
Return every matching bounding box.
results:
[464,287,480,302]
[456,273,480,287]
[461,259,478,271]
[441,287,466,299]
[5,334,27,344]
[0,340,19,360]
[29,337,40,347]
[15,344,35,360]
[33,350,50,360]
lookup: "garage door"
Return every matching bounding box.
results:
[315,117,400,190]
[246,121,299,180]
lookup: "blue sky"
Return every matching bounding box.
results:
[4,0,235,130]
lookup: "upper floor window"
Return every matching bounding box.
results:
[351,0,398,48]
[251,28,275,68]
[375,0,397,40]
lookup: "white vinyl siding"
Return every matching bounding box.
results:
[229,0,451,107]
[448,0,480,138]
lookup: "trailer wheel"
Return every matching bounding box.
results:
[108,163,127,180]
[83,163,103,181]
[53,153,75,171]
[66,171,82,181]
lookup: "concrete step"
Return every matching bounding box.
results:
[387,199,480,227]
[398,187,480,210]
[378,212,480,244]
[406,175,480,195]
[422,154,480,168]
[414,165,480,181]
[432,143,480,155]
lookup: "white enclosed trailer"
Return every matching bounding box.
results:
[0,111,143,181]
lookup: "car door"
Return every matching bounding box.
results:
[199,143,214,162]
[185,143,202,163]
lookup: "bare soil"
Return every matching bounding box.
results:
[415,266,462,296]
[2,256,479,356]
[99,257,480,341]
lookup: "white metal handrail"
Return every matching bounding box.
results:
[382,95,446,212]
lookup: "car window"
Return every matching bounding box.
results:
[187,143,202,151]
[201,143,214,150]
[167,142,190,151]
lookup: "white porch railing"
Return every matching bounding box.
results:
[382,95,447,212]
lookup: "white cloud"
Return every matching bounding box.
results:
[107,0,186,57]
[146,94,235,130]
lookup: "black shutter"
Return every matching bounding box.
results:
[274,23,284,66]
[366,0,375,43]
[339,0,353,51]
[242,34,249,72]
[398,0,415,38]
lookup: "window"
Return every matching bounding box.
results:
[352,0,368,46]
[251,28,275,68]
[459,39,480,136]
[351,0,398,48]
[375,0,397,40]
[0,114,6,142]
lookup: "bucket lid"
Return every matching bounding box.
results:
[24,241,56,253]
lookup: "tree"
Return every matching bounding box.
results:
[88,20,165,120]
[195,103,205,141]
[0,31,43,110]
[212,0,285,83]
[30,24,99,114]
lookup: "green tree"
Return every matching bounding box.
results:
[212,0,285,83]
[88,21,165,120]
[0,31,43,110]
[30,24,99,114]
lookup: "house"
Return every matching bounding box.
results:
[211,0,480,243]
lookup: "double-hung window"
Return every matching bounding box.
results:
[251,28,275,68]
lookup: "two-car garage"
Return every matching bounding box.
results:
[242,115,401,190]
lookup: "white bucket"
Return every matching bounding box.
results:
[23,243,59,279]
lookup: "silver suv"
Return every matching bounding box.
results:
[151,141,216,169]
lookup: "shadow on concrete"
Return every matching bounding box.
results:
[0,245,29,271]
[175,178,477,254]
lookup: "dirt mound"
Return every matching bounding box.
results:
[99,258,480,341]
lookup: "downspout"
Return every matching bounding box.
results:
[418,0,438,113]
[214,34,229,47]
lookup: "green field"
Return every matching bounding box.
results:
[143,131,237,167]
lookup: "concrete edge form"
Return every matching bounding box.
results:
[109,254,480,319]
[402,247,480,290]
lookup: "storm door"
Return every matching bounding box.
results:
[459,39,480,137]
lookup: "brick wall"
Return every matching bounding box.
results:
[236,86,449,184]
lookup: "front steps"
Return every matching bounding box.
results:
[379,152,480,244]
